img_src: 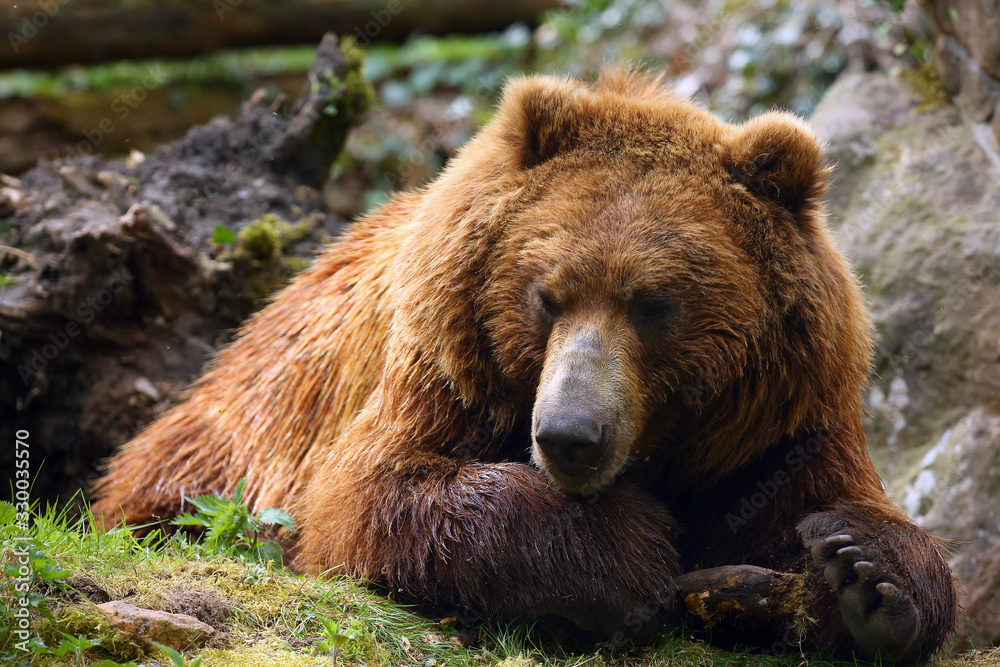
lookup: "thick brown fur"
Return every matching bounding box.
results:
[94,69,958,662]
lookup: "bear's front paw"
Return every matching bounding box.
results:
[811,534,920,663]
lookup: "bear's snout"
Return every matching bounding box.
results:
[534,413,608,477]
[531,322,636,492]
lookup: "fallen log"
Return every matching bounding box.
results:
[0,33,367,504]
[0,0,562,69]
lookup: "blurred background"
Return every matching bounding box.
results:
[0,0,998,649]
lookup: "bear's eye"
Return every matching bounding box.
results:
[630,296,674,328]
[535,290,562,319]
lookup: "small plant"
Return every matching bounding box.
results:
[33,632,100,665]
[170,477,296,564]
[1,501,73,664]
[315,615,354,667]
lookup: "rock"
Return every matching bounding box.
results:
[919,0,1000,134]
[96,600,216,650]
[919,0,1000,81]
[812,72,1000,647]
[133,377,161,402]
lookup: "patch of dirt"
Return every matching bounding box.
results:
[286,635,323,650]
[0,34,370,505]
[65,574,112,604]
[165,588,234,630]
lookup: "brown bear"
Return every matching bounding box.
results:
[94,69,958,663]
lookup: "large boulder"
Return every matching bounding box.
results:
[811,72,1000,647]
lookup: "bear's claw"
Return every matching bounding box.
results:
[811,533,920,663]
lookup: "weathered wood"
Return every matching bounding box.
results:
[674,565,809,626]
[0,0,562,69]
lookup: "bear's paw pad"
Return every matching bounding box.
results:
[811,533,920,662]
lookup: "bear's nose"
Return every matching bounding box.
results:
[534,414,607,473]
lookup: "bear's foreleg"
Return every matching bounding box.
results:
[798,504,958,664]
[299,455,679,643]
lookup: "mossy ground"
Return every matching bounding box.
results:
[3,499,999,667]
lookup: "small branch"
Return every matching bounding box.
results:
[0,244,38,266]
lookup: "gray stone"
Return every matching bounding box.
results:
[956,54,1000,123]
[921,1,1000,125]
[994,103,1000,151]
[920,0,1000,81]
[933,33,965,98]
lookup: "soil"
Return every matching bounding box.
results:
[0,34,369,506]
[165,589,234,630]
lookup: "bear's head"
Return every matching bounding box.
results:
[392,70,872,494]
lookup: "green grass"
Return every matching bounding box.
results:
[2,495,998,667]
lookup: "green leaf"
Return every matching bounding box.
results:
[0,500,16,525]
[258,507,296,532]
[27,592,49,606]
[170,512,209,527]
[255,540,284,565]
[150,641,186,667]
[187,494,229,515]
[317,616,353,648]
[212,225,236,244]
[41,633,99,657]
[233,478,247,505]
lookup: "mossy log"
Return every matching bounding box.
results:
[0,0,561,69]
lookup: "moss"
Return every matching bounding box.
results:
[498,657,540,667]
[97,558,292,626]
[335,37,377,116]
[36,602,145,662]
[235,213,308,261]
[196,635,326,667]
[900,64,951,112]
[223,214,314,300]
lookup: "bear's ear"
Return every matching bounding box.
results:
[724,111,829,222]
[496,75,593,169]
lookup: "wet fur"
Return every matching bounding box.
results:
[94,69,958,661]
